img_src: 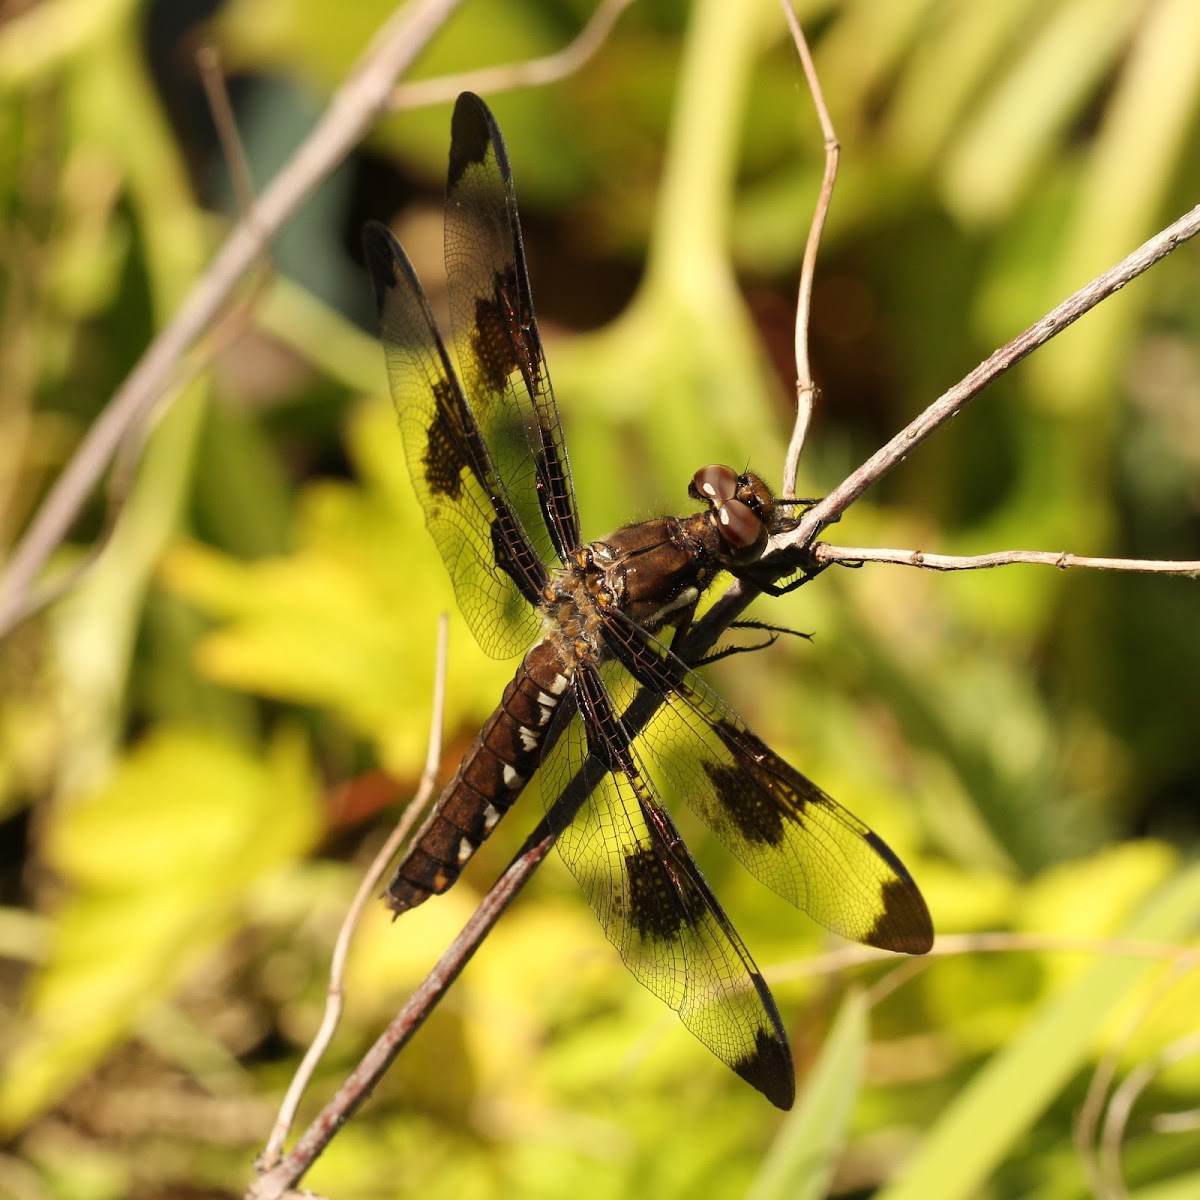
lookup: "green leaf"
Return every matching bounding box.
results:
[746,991,868,1200]
[0,726,320,1132]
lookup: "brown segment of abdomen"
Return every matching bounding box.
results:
[385,637,573,914]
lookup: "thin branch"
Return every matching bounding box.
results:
[190,40,279,405]
[774,203,1200,564]
[258,616,450,1171]
[765,931,1200,988]
[814,543,1200,577]
[390,0,634,110]
[779,0,838,499]
[0,0,466,639]
[197,44,261,243]
[1153,1107,1200,1134]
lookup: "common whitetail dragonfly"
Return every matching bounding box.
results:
[362,92,932,1110]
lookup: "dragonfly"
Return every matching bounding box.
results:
[362,92,932,1109]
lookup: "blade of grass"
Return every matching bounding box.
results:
[747,990,868,1200]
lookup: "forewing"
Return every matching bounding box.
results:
[363,222,544,659]
[535,662,795,1109]
[442,92,580,565]
[601,618,934,955]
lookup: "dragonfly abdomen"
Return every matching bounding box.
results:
[386,637,573,913]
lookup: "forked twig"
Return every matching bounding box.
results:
[774,202,1200,567]
[779,0,838,499]
[257,617,450,1171]
[391,0,634,110]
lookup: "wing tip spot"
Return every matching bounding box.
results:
[449,91,503,187]
[732,1026,795,1110]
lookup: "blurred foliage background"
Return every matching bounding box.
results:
[1,0,1199,1197]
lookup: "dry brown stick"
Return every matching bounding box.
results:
[258,616,450,1171]
[779,0,838,499]
[814,544,1200,577]
[0,0,465,639]
[248,651,680,1197]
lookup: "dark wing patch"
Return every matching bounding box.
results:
[423,379,471,500]
[443,93,580,564]
[623,844,698,941]
[534,663,796,1109]
[363,222,545,656]
[702,760,786,846]
[600,618,934,956]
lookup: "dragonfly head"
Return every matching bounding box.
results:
[689,465,775,564]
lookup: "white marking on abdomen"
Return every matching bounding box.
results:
[457,837,474,864]
[502,764,525,788]
[535,690,559,725]
[482,803,502,832]
[518,725,540,751]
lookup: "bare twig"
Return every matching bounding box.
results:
[258,617,450,1171]
[814,544,1200,577]
[0,0,466,638]
[1099,1029,1200,1198]
[191,41,278,406]
[391,0,634,110]
[197,44,261,242]
[762,931,1200,989]
[1154,1107,1200,1133]
[779,0,839,499]
[1076,957,1195,1197]
[772,202,1200,566]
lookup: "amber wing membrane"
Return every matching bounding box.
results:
[535,663,796,1110]
[442,92,580,567]
[363,222,545,658]
[600,615,934,955]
